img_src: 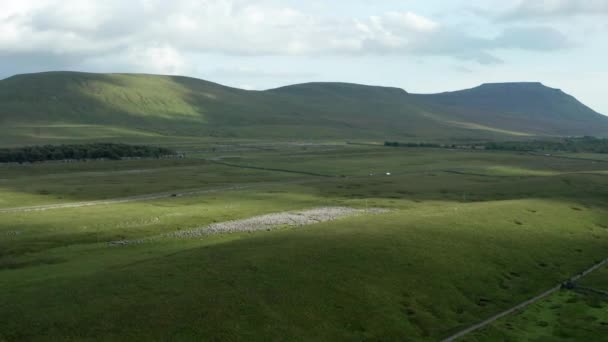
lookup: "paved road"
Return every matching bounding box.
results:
[442,257,608,341]
[0,179,313,214]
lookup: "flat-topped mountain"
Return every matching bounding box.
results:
[415,82,607,135]
[0,72,606,145]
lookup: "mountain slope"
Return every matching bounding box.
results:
[0,72,606,146]
[414,82,608,136]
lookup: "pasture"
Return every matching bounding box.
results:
[1,143,607,341]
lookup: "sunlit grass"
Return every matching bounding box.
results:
[1,145,607,340]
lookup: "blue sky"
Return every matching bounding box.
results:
[1,0,607,113]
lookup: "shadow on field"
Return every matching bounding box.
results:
[1,145,607,209]
[314,171,607,207]
[1,206,608,341]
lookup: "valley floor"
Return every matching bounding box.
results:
[1,142,607,341]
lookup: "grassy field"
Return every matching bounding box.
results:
[0,158,304,208]
[1,143,607,341]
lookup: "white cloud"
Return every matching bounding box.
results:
[208,66,316,79]
[381,11,440,33]
[80,45,192,76]
[127,45,189,75]
[238,84,256,90]
[0,0,578,74]
[492,26,572,50]
[501,0,608,20]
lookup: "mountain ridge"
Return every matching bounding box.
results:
[0,71,606,146]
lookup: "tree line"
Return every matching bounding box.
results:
[0,143,177,163]
[384,141,441,148]
[484,137,608,154]
[385,137,608,154]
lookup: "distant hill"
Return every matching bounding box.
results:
[0,72,606,146]
[416,82,608,137]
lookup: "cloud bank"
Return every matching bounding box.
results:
[0,0,574,74]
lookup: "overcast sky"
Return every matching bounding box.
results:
[1,0,607,113]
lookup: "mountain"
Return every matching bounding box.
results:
[415,82,608,137]
[0,71,606,146]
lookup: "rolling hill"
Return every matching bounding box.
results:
[0,71,607,146]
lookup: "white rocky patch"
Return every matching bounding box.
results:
[109,207,388,246]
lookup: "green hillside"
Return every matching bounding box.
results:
[1,72,607,146]
[416,82,608,137]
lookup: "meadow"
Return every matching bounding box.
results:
[1,143,607,341]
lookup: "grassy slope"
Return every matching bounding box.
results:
[0,72,247,145]
[2,72,607,146]
[416,82,608,137]
[1,145,608,340]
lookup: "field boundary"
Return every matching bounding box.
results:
[441,257,608,341]
[526,152,608,164]
[205,159,336,178]
[575,286,608,297]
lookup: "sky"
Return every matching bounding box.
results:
[0,0,607,113]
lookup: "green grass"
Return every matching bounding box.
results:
[467,265,608,341]
[1,145,608,340]
[580,265,608,290]
[467,290,608,341]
